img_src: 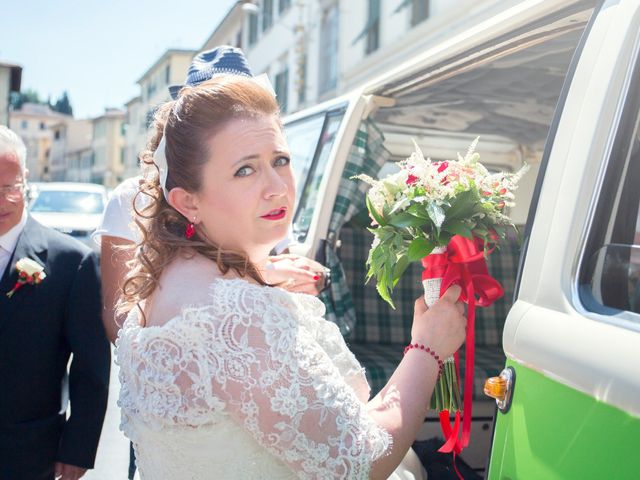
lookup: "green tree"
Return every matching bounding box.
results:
[9,88,42,110]
[52,91,73,116]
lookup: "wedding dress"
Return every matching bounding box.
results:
[116,278,426,479]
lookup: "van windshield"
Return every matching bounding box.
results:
[284,113,326,208]
[289,108,345,242]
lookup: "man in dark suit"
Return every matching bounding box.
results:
[0,126,110,480]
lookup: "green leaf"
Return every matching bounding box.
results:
[376,282,395,309]
[393,254,410,282]
[445,221,474,239]
[426,202,445,230]
[494,224,507,239]
[375,267,396,309]
[375,226,395,243]
[407,203,429,218]
[407,237,434,261]
[366,195,385,226]
[366,243,386,280]
[389,212,427,228]
[446,189,480,220]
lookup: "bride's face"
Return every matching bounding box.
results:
[194,114,295,262]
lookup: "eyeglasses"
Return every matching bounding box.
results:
[0,183,25,202]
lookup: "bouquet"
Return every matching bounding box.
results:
[356,138,527,455]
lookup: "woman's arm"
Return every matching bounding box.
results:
[100,235,134,343]
[367,287,465,479]
[196,282,465,479]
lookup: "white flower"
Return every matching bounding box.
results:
[7,257,47,297]
[16,258,46,279]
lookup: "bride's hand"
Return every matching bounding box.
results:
[411,285,466,359]
[263,254,328,296]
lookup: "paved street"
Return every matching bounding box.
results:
[84,348,137,480]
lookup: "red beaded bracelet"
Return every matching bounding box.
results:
[404,342,444,375]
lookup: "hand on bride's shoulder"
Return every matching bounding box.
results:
[263,254,327,296]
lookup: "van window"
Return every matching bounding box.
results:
[579,55,640,317]
[284,113,325,207]
[292,108,345,241]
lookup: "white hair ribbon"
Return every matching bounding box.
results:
[252,73,277,98]
[153,130,170,200]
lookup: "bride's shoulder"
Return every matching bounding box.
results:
[208,276,290,312]
[142,253,223,326]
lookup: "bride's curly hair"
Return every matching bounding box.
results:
[118,75,281,321]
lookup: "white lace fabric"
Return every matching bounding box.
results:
[116,278,392,479]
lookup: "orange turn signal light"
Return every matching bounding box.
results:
[484,376,508,402]
[484,367,515,413]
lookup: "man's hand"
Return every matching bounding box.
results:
[263,254,329,296]
[55,462,87,480]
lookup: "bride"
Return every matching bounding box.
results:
[116,73,466,479]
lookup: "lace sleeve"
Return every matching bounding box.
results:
[206,280,391,479]
[117,280,391,479]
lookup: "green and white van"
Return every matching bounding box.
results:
[282,0,640,477]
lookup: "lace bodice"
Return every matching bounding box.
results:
[116,278,392,479]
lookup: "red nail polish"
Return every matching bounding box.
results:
[313,275,320,281]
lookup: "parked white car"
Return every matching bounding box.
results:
[28,182,107,252]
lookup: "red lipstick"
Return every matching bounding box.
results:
[261,207,287,221]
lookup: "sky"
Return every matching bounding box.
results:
[0,0,238,118]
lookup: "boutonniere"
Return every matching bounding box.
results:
[6,258,47,298]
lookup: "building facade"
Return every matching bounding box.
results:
[9,103,71,181]
[200,0,523,115]
[0,62,22,126]
[49,118,93,181]
[123,95,145,179]
[90,109,126,187]
[121,0,527,180]
[201,1,301,114]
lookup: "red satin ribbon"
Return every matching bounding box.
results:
[422,236,504,459]
[439,411,464,479]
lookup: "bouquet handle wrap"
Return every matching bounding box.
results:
[421,258,445,309]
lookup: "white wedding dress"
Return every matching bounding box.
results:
[116,277,426,479]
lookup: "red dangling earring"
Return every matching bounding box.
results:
[185,218,196,239]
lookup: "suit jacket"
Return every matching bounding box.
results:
[0,216,110,478]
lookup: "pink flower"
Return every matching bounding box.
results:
[406,174,419,185]
[437,161,449,173]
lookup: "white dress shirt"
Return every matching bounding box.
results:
[0,209,28,277]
